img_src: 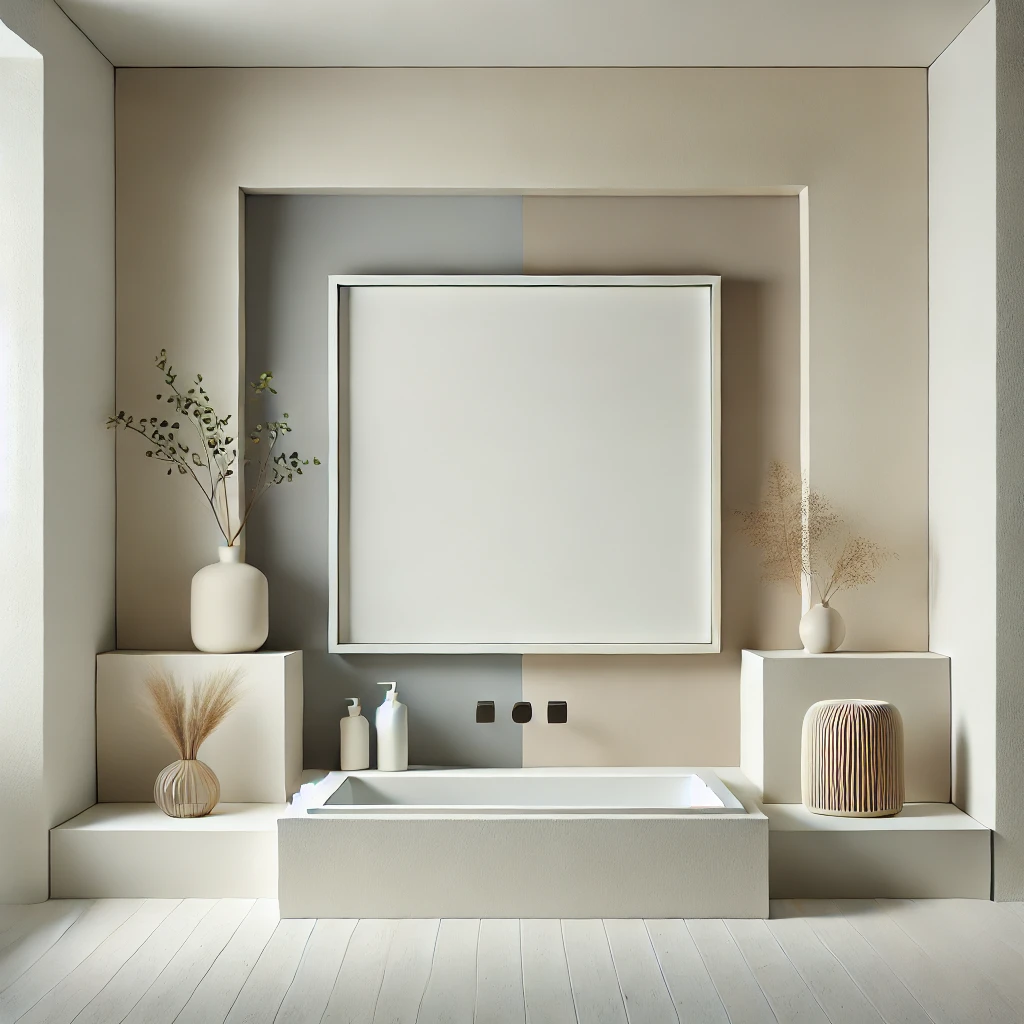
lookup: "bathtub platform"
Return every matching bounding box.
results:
[278,768,769,919]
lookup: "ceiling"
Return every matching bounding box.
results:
[59,0,988,69]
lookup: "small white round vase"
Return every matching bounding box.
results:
[191,545,269,653]
[799,602,846,654]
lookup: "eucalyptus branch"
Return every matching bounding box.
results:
[109,353,319,549]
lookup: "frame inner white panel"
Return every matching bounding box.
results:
[331,276,719,652]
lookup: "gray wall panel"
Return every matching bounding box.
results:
[244,195,524,769]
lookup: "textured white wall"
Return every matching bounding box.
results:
[994,0,1024,901]
[0,0,114,901]
[41,0,115,833]
[115,68,928,656]
[929,3,997,827]
[0,14,46,903]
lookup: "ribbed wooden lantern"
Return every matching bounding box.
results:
[801,699,904,817]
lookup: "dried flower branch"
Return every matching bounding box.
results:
[108,352,320,546]
[735,460,895,603]
[146,670,242,761]
[815,533,895,605]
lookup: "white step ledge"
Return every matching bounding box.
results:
[50,803,286,898]
[766,802,990,899]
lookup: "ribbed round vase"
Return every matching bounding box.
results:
[801,699,904,817]
[154,758,221,818]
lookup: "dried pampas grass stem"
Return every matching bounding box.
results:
[147,669,242,760]
[734,459,896,603]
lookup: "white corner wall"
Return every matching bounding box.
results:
[0,0,114,902]
[928,2,997,829]
[0,13,47,903]
[40,0,115,835]
[994,0,1024,901]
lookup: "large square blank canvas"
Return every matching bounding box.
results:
[340,279,716,649]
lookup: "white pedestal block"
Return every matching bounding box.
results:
[50,803,284,898]
[740,650,950,804]
[97,651,303,803]
[767,803,990,898]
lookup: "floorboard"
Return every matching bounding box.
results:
[0,902,90,993]
[273,918,357,1024]
[122,898,256,1024]
[561,920,626,1024]
[2,900,1024,1024]
[726,917,830,1024]
[765,909,885,1023]
[521,919,576,1024]
[644,920,728,1024]
[778,900,933,1024]
[16,900,179,1024]
[416,919,479,1024]
[372,918,440,1024]
[476,919,526,1024]
[685,919,776,1024]
[320,919,396,1024]
[173,899,280,1024]
[837,898,1018,1024]
[0,899,144,1022]
[877,900,1024,1018]
[69,898,215,1024]
[223,916,315,1024]
[603,919,677,1024]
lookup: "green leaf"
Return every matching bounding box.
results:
[177,465,187,475]
[192,452,203,467]
[313,457,321,465]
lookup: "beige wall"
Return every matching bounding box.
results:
[522,196,799,766]
[115,69,928,663]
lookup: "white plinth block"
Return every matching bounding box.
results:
[741,650,949,804]
[97,651,303,803]
[767,803,990,898]
[50,803,284,898]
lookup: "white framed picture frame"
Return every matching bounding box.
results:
[328,274,721,654]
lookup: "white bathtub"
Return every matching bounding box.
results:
[303,768,743,816]
[279,768,768,919]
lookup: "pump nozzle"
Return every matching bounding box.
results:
[346,697,361,716]
[378,681,398,702]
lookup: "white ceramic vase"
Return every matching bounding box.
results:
[191,545,269,653]
[799,602,846,654]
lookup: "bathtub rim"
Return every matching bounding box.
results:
[290,765,750,818]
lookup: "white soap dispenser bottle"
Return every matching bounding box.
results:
[339,698,370,771]
[375,682,408,772]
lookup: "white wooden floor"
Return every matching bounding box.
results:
[1,899,1023,1023]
